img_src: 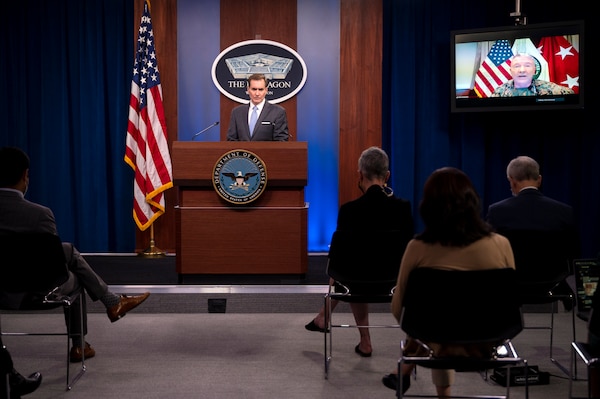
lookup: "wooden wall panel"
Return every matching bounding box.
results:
[219,0,298,141]
[339,0,383,206]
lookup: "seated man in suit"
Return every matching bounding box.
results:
[487,155,579,309]
[226,73,289,141]
[0,147,150,363]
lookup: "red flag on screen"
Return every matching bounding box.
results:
[538,35,580,94]
[124,1,173,231]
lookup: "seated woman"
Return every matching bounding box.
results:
[382,167,515,397]
[305,146,414,357]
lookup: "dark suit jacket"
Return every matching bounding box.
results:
[337,185,414,245]
[329,185,414,292]
[487,188,576,235]
[0,189,57,235]
[487,187,580,287]
[226,101,289,141]
[0,189,62,308]
[487,188,579,254]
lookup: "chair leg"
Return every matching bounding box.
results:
[550,298,577,378]
[397,357,403,398]
[524,358,530,399]
[323,294,330,379]
[569,342,576,398]
[571,298,578,380]
[1,294,87,391]
[66,292,86,390]
[506,364,511,399]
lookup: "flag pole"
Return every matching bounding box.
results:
[138,224,166,257]
[126,0,173,256]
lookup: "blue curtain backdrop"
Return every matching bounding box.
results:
[1,0,598,257]
[0,0,135,252]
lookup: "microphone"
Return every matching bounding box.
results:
[191,121,219,140]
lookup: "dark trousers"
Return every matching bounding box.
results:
[59,242,107,339]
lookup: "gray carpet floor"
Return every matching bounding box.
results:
[0,296,592,399]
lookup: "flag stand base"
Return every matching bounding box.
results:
[138,241,166,257]
[137,225,167,257]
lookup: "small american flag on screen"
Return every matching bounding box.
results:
[473,39,514,98]
[124,1,173,231]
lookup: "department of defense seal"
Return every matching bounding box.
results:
[213,150,267,204]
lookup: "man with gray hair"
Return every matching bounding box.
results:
[487,155,579,309]
[491,53,575,97]
[488,155,576,231]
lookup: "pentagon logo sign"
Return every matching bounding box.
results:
[211,39,308,104]
[213,150,267,204]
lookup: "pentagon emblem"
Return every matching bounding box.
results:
[211,39,308,104]
[213,150,267,204]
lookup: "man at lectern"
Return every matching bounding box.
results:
[226,73,289,141]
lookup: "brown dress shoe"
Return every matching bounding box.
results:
[70,342,95,363]
[107,292,150,322]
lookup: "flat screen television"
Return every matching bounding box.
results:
[451,20,584,113]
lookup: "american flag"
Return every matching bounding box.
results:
[124,1,173,231]
[473,39,514,98]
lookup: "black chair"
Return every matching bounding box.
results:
[398,267,526,399]
[323,229,407,379]
[0,233,86,391]
[499,228,577,376]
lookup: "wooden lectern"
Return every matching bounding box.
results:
[172,141,308,275]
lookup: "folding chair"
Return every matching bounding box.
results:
[398,267,526,399]
[499,229,577,376]
[0,233,86,391]
[323,229,406,379]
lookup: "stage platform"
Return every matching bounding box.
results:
[84,252,330,285]
[80,253,355,314]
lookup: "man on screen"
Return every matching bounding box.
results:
[491,53,575,97]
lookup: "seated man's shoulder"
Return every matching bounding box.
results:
[537,193,573,208]
[488,196,515,209]
[25,198,54,213]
